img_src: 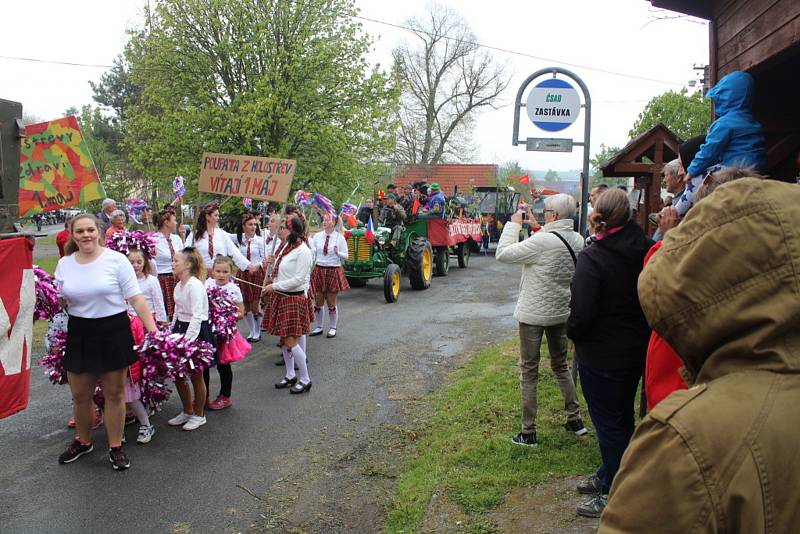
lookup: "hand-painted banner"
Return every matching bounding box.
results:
[198,152,296,203]
[18,116,104,217]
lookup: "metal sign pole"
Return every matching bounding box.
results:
[512,67,591,235]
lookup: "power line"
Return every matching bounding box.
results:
[353,14,683,87]
[0,54,112,68]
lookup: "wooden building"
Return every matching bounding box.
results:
[393,164,498,196]
[650,0,800,181]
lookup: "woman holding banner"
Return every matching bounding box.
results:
[153,208,185,320]
[235,212,267,342]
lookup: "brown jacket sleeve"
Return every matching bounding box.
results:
[599,417,717,534]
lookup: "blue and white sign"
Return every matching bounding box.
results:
[525,78,581,132]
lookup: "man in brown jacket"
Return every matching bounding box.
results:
[600,178,800,533]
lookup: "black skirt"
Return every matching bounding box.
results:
[65,312,137,374]
[173,320,218,368]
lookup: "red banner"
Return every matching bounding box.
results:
[0,238,34,419]
[427,219,482,247]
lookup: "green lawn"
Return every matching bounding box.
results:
[385,338,599,533]
[34,256,59,275]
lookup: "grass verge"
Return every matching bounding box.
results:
[384,337,599,533]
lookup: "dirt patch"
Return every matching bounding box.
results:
[488,477,599,534]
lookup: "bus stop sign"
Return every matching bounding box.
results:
[525,78,581,132]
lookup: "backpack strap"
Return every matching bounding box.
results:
[550,231,578,266]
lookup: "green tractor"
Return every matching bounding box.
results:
[343,219,434,303]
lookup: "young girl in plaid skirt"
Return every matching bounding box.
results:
[309,214,349,338]
[263,214,314,394]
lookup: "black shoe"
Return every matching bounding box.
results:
[511,432,537,447]
[576,474,601,495]
[565,418,589,436]
[248,336,261,343]
[576,493,607,518]
[58,439,93,464]
[275,376,298,389]
[289,381,312,394]
[109,447,130,471]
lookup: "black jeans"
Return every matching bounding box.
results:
[579,363,642,494]
[203,365,233,398]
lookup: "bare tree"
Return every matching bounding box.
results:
[393,5,509,164]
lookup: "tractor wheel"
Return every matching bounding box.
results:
[407,237,433,290]
[457,242,470,268]
[347,276,367,287]
[434,247,449,276]
[383,264,401,303]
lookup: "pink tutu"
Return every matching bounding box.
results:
[124,376,141,403]
[218,331,252,364]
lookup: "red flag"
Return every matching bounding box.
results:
[365,215,375,244]
[0,237,34,420]
[509,174,530,185]
[412,197,420,215]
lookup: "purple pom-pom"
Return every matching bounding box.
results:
[40,329,68,385]
[207,286,238,342]
[33,265,60,321]
[106,230,158,259]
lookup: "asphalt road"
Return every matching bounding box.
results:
[0,253,519,533]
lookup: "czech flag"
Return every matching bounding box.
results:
[365,215,375,244]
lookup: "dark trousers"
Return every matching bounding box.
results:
[579,363,642,494]
[202,365,233,398]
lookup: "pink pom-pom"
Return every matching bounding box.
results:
[40,329,68,385]
[106,230,158,259]
[136,329,216,383]
[207,286,238,342]
[33,265,60,321]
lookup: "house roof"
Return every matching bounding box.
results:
[648,0,712,20]
[393,164,498,195]
[601,123,682,178]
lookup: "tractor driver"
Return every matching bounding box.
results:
[380,194,406,247]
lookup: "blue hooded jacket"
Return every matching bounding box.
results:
[687,71,767,177]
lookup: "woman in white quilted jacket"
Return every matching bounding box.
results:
[496,193,587,448]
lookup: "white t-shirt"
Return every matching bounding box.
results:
[205,278,243,303]
[131,274,167,323]
[55,249,142,319]
[154,232,184,274]
[310,231,349,267]
[172,276,208,341]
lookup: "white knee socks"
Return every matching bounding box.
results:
[299,335,306,353]
[291,345,310,384]
[245,312,256,338]
[314,306,323,328]
[282,345,295,379]
[329,306,338,330]
[128,400,150,427]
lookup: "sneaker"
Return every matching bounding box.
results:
[576,474,601,495]
[565,418,589,436]
[109,447,130,471]
[207,395,232,410]
[309,326,324,336]
[511,432,538,447]
[167,412,192,426]
[576,493,608,518]
[67,416,76,428]
[137,424,155,444]
[92,410,103,430]
[182,415,207,431]
[58,439,93,464]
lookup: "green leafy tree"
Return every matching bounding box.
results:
[629,88,711,141]
[589,143,629,187]
[120,0,399,208]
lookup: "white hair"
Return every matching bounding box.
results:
[544,193,576,220]
[102,198,116,209]
[110,209,126,219]
[663,159,680,178]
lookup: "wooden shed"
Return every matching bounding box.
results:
[650,0,800,181]
[601,124,682,234]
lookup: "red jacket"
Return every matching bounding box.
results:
[643,240,687,410]
[55,229,70,257]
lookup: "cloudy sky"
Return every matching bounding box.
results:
[0,0,708,172]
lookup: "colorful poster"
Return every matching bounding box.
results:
[18,116,104,217]
[0,237,34,420]
[198,152,296,203]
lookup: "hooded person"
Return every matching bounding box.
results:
[599,178,800,532]
[672,71,767,217]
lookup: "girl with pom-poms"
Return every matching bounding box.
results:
[309,213,349,338]
[205,255,250,410]
[234,212,267,342]
[167,247,215,431]
[263,214,315,394]
[54,214,157,471]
